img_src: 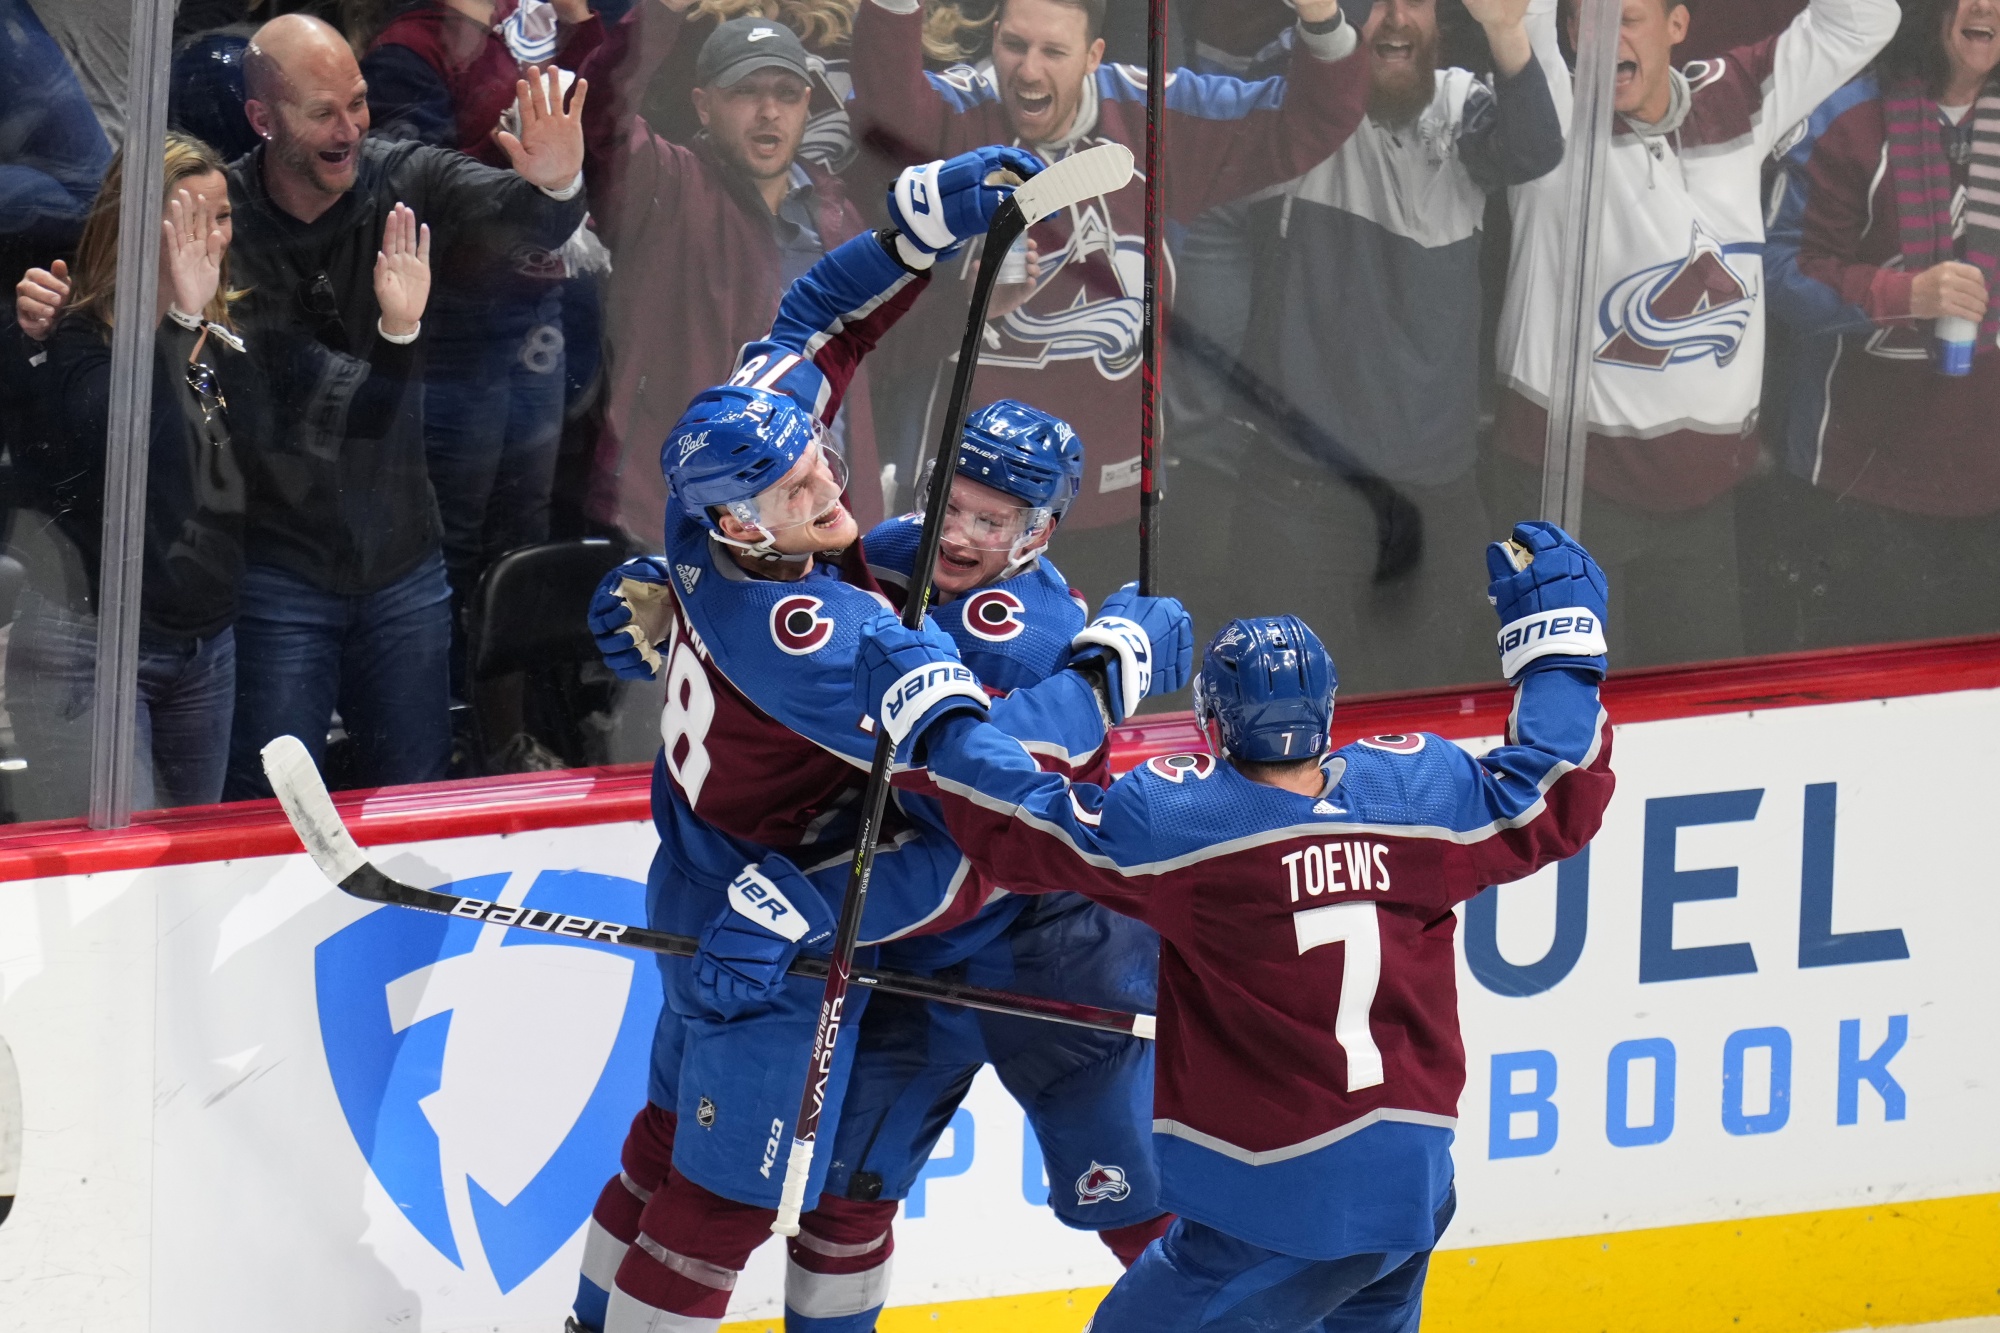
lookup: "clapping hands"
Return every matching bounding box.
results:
[15,259,70,341]
[374,202,432,338]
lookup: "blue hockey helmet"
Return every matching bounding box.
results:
[1193,616,1338,764]
[663,384,847,549]
[957,399,1084,519]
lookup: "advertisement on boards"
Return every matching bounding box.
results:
[0,689,1995,1329]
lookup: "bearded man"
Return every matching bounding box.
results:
[1231,0,1564,696]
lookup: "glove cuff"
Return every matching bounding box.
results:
[891,160,957,252]
[1497,608,1607,680]
[1072,615,1150,721]
[880,659,989,745]
[726,864,821,944]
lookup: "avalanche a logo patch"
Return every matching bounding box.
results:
[961,589,1027,643]
[771,594,835,655]
[1361,734,1426,755]
[1147,753,1216,783]
[1595,222,1759,371]
[315,869,659,1293]
[1076,1161,1132,1205]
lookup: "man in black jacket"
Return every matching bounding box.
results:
[220,13,589,799]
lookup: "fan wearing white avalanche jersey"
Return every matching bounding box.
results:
[853,522,1617,1331]
[790,405,1177,1333]
[567,146,1192,1333]
[1492,0,1897,665]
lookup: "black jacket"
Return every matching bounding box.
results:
[17,312,259,641]
[225,138,586,594]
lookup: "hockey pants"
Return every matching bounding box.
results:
[1086,1189,1456,1333]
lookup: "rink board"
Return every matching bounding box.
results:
[1,686,1997,1331]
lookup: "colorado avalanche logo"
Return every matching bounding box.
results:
[1075,1160,1132,1205]
[1595,223,1759,371]
[1147,752,1216,783]
[961,589,1027,643]
[1361,734,1426,755]
[771,595,835,655]
[970,185,1172,383]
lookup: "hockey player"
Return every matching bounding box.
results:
[851,521,1617,1330]
[798,406,1172,1332]
[570,145,1192,1333]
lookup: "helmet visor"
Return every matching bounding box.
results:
[918,462,1053,552]
[733,437,850,537]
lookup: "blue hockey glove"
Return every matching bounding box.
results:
[853,611,990,766]
[694,853,837,1017]
[588,555,681,681]
[886,145,1044,258]
[1068,583,1195,723]
[1486,521,1609,681]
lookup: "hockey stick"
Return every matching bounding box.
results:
[1138,0,1168,596]
[774,143,1137,1237]
[260,735,1155,1041]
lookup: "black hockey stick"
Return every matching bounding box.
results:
[774,144,1136,1236]
[1138,0,1168,597]
[260,735,1154,1038]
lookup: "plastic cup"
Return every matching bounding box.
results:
[1936,316,1978,377]
[995,235,1030,286]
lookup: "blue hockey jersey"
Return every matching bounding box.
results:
[920,665,1615,1259]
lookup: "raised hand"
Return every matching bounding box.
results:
[495,63,590,192]
[886,145,1043,257]
[373,202,432,337]
[15,259,70,341]
[1462,0,1534,76]
[162,187,226,322]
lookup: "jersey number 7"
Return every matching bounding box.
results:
[1294,902,1386,1093]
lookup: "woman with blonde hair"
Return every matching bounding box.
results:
[8,134,421,819]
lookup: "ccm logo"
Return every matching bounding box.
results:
[1281,842,1391,902]
[448,897,627,942]
[761,1118,785,1179]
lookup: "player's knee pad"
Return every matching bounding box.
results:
[608,1169,776,1329]
[1097,1213,1173,1269]
[784,1195,898,1333]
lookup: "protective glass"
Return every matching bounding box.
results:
[727,435,851,538]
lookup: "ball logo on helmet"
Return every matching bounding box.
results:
[674,430,711,464]
[1147,753,1216,784]
[771,595,835,656]
[1361,734,1426,755]
[961,589,1027,643]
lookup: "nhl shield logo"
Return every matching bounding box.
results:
[697,1096,717,1129]
[1075,1160,1132,1205]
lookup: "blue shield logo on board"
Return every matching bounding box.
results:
[315,869,661,1292]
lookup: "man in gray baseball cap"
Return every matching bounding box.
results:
[690,16,817,217]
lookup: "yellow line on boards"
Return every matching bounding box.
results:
[718,1192,2000,1333]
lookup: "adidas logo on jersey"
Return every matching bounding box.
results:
[1313,799,1346,815]
[677,563,702,595]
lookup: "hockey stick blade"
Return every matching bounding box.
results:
[1012,142,1135,226]
[259,737,1155,1039]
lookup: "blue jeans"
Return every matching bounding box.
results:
[422,289,566,612]
[1089,1190,1455,1333]
[224,555,452,799]
[5,591,236,821]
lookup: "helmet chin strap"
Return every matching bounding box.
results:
[997,518,1055,581]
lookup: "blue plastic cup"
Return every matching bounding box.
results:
[1937,316,1978,377]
